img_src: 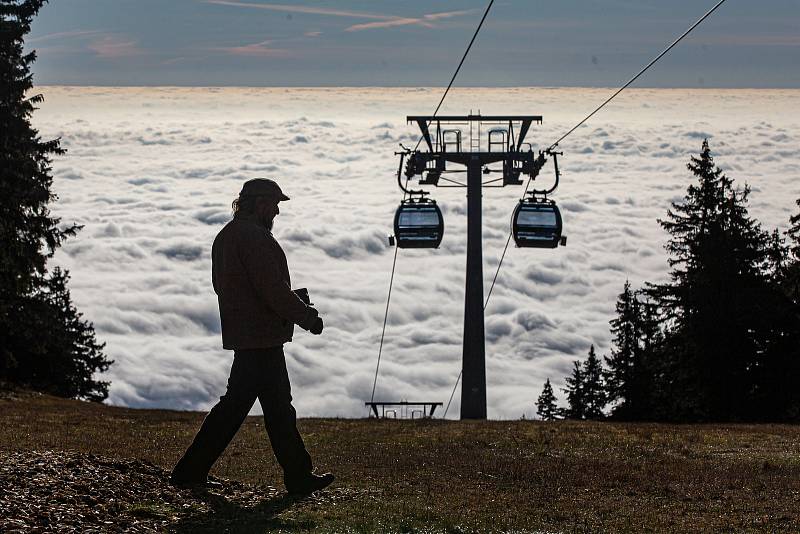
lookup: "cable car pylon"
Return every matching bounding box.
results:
[392,114,565,419]
[373,0,731,420]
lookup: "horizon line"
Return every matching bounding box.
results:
[31,83,800,91]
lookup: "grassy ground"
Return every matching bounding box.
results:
[2,392,800,532]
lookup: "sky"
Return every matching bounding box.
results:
[20,0,800,419]
[31,86,800,418]
[28,0,800,87]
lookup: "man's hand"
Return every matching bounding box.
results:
[293,288,311,305]
[310,317,324,335]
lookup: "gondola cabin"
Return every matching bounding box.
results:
[512,199,564,248]
[394,200,444,248]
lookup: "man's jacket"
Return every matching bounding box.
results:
[212,215,318,349]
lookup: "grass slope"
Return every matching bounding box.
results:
[2,392,800,532]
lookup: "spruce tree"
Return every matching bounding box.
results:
[752,203,800,420]
[786,199,800,303]
[782,200,800,417]
[1,0,111,400]
[582,345,606,419]
[635,294,662,417]
[562,361,585,419]
[764,229,789,283]
[536,378,559,421]
[649,140,792,420]
[605,282,662,419]
[604,281,639,415]
[789,199,800,260]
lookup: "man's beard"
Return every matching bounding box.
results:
[260,215,274,232]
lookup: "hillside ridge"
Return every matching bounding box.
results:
[2,392,800,532]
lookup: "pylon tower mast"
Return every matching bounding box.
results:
[403,114,552,420]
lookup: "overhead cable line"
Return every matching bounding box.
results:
[370,0,496,412]
[548,0,729,151]
[442,369,462,419]
[445,0,730,418]
[369,245,399,406]
[413,0,495,152]
[489,0,731,310]
[369,164,408,411]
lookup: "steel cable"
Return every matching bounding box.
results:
[413,0,495,152]
[548,0,728,151]
[444,0,729,417]
[369,244,399,408]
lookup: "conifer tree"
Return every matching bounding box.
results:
[649,140,791,420]
[562,360,585,419]
[636,294,662,415]
[752,202,800,419]
[1,0,111,400]
[582,345,606,419]
[536,378,559,421]
[789,199,800,259]
[764,229,789,282]
[786,199,800,302]
[605,282,662,419]
[604,281,639,414]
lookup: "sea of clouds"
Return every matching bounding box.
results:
[32,86,800,419]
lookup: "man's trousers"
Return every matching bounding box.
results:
[171,347,313,484]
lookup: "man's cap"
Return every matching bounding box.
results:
[239,178,290,201]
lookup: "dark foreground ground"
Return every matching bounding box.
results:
[1,391,799,533]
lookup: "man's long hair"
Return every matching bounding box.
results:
[232,195,257,218]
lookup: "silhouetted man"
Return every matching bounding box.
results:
[171,178,334,495]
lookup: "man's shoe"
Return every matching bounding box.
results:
[285,472,335,496]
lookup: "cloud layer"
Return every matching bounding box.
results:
[32,86,800,418]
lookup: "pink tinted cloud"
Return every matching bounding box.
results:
[215,40,291,57]
[204,0,389,20]
[28,30,104,43]
[424,10,477,21]
[87,35,143,58]
[345,10,476,32]
[346,17,434,32]
[204,1,475,33]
